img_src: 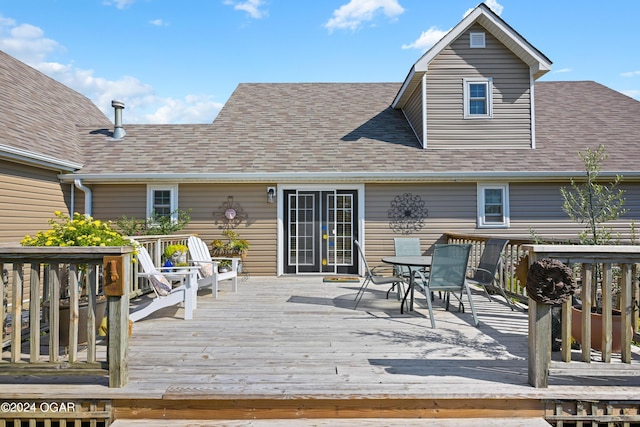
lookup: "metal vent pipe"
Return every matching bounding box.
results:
[111,100,126,139]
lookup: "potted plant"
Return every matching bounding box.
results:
[21,211,135,345]
[163,244,189,268]
[560,145,629,351]
[211,230,249,272]
[211,230,250,259]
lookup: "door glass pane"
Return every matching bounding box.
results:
[332,194,353,265]
[288,193,315,266]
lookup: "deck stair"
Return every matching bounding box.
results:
[110,417,552,426]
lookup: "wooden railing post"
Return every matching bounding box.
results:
[108,253,131,388]
[10,263,23,363]
[528,297,551,388]
[621,263,633,363]
[29,263,41,363]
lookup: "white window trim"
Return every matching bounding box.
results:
[146,184,179,222]
[477,183,510,228]
[463,78,493,119]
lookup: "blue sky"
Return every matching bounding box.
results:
[1,0,638,124]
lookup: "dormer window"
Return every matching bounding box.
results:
[470,32,485,48]
[463,78,493,119]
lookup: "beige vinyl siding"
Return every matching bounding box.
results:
[361,181,640,272]
[180,184,277,276]
[508,182,640,243]
[362,183,478,270]
[426,23,532,149]
[90,183,278,275]
[91,184,146,221]
[402,85,424,145]
[0,160,70,244]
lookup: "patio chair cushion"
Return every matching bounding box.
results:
[149,274,172,296]
[198,262,214,278]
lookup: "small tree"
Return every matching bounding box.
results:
[561,145,627,245]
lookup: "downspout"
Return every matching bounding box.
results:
[74,179,92,216]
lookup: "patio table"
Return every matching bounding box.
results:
[382,256,432,313]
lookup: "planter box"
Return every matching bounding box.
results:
[571,306,622,352]
[45,298,107,347]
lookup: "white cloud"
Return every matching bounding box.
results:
[149,19,169,27]
[102,0,137,10]
[224,0,268,19]
[405,0,504,52]
[554,68,572,74]
[0,22,62,63]
[0,16,222,123]
[401,26,447,51]
[621,70,640,78]
[465,0,503,17]
[324,0,404,33]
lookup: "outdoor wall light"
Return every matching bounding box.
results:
[267,187,276,203]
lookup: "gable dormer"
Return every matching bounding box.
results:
[392,3,552,150]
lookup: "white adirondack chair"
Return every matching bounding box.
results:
[130,246,200,322]
[187,235,240,298]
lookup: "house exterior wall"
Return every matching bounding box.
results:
[360,182,640,270]
[89,183,278,275]
[179,184,278,276]
[402,84,424,144]
[509,181,640,242]
[424,23,532,149]
[0,159,70,244]
[85,180,640,276]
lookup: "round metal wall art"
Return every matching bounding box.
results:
[216,196,246,229]
[388,193,428,234]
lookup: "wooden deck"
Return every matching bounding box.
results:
[1,276,640,424]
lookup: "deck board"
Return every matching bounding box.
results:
[1,276,640,403]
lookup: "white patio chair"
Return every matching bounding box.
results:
[187,235,240,298]
[130,246,200,322]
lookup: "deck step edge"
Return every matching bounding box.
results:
[110,417,552,426]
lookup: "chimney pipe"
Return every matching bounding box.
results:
[111,100,126,139]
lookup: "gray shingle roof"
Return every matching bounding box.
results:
[72,81,640,180]
[0,50,111,167]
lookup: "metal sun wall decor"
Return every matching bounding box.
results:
[388,193,428,234]
[215,196,247,230]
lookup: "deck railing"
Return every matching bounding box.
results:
[444,232,534,303]
[127,234,191,298]
[0,246,133,387]
[523,244,640,388]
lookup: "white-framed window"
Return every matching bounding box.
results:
[147,184,178,221]
[477,183,509,228]
[463,78,493,119]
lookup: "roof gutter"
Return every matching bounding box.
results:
[59,171,640,184]
[74,179,92,216]
[0,144,83,171]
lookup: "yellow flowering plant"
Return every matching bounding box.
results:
[21,211,137,300]
[21,211,134,248]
